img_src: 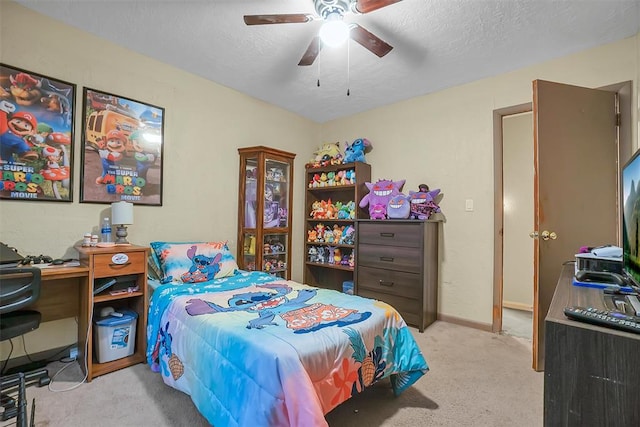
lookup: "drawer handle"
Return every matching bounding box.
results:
[380,256,394,262]
[379,280,394,287]
[109,262,131,267]
[380,232,395,238]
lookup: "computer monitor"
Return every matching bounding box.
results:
[622,148,640,285]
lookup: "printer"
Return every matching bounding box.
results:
[575,245,622,275]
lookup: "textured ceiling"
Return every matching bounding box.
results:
[13,0,640,123]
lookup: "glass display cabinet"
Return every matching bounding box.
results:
[237,146,295,279]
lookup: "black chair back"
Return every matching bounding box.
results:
[0,268,41,315]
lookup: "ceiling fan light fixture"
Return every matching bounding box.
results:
[319,18,350,47]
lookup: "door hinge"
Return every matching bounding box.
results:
[616,113,621,127]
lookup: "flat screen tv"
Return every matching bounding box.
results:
[622,148,640,285]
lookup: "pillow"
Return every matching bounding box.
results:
[149,241,238,283]
[147,252,164,281]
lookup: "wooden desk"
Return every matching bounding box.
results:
[25,245,148,382]
[32,266,89,322]
[544,263,640,426]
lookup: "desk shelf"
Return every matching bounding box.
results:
[94,291,144,304]
[77,245,148,382]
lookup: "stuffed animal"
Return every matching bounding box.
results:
[387,194,411,219]
[343,138,372,163]
[340,225,355,245]
[359,178,406,219]
[408,188,442,220]
[370,204,387,220]
[311,142,342,165]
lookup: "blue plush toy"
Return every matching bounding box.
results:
[343,138,371,163]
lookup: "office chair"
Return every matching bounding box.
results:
[1,267,50,427]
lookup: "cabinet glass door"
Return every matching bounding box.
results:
[264,159,289,228]
[244,157,258,228]
[263,233,288,278]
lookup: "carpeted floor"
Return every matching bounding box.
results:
[502,307,533,340]
[25,321,543,426]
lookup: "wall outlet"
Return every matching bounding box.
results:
[69,346,78,360]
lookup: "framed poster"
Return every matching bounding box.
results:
[80,87,164,205]
[0,63,76,202]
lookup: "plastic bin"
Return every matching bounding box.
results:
[342,280,354,295]
[93,309,138,363]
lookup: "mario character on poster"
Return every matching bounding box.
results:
[80,88,164,205]
[0,64,75,201]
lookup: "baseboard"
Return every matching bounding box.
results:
[503,301,533,312]
[3,344,74,372]
[437,313,493,332]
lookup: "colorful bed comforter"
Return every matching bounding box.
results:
[147,271,429,427]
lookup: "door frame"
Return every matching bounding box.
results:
[492,81,632,369]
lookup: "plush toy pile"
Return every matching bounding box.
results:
[359,180,444,220]
[306,138,373,168]
[358,179,405,219]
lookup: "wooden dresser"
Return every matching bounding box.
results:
[355,220,439,332]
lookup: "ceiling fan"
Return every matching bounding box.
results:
[244,0,402,66]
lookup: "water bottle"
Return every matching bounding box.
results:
[101,217,112,243]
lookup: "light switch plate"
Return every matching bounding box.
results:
[465,199,474,211]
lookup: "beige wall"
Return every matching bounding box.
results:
[0,1,320,358]
[1,1,639,359]
[321,36,639,325]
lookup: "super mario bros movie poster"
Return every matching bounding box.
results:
[0,64,76,202]
[80,88,164,206]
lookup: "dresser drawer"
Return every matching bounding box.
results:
[357,266,422,299]
[358,244,422,273]
[357,289,421,326]
[93,251,146,278]
[358,222,422,248]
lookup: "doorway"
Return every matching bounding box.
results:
[502,111,534,342]
[492,81,632,371]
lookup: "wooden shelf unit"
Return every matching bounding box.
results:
[76,244,148,382]
[303,161,371,291]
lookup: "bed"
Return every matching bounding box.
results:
[146,241,429,427]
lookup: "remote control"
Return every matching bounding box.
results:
[628,295,640,316]
[563,306,640,334]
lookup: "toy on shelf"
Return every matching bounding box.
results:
[387,194,411,219]
[309,198,355,220]
[369,204,386,220]
[308,168,356,188]
[408,184,443,220]
[307,142,343,168]
[314,223,326,242]
[243,235,256,255]
[343,138,372,164]
[340,225,355,245]
[358,178,405,220]
[308,246,318,262]
[340,253,350,266]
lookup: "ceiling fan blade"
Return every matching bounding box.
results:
[354,0,402,14]
[298,36,323,66]
[350,24,393,58]
[244,14,314,25]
